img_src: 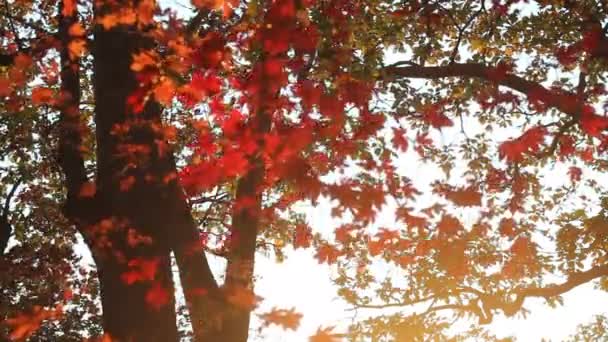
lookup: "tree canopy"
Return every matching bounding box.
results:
[2,0,608,341]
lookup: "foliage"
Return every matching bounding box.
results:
[1,0,608,341]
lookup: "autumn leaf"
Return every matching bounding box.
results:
[443,186,482,207]
[192,0,239,18]
[79,181,97,198]
[68,23,86,36]
[420,103,453,128]
[225,286,260,310]
[293,224,312,248]
[153,78,176,105]
[145,282,170,310]
[69,39,87,59]
[259,307,303,331]
[498,126,547,162]
[437,215,463,237]
[392,127,408,152]
[499,218,517,238]
[0,76,12,97]
[315,243,341,264]
[131,51,158,72]
[62,0,77,16]
[31,87,55,105]
[5,305,63,341]
[568,166,582,183]
[121,257,160,285]
[309,326,342,342]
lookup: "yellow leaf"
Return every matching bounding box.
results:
[470,39,486,52]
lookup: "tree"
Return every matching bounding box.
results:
[2,0,608,341]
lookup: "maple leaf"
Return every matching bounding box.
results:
[78,181,97,198]
[437,215,463,237]
[259,307,303,331]
[309,326,342,342]
[145,282,170,310]
[580,112,608,136]
[420,103,452,128]
[69,39,87,59]
[121,257,160,285]
[315,243,341,264]
[62,0,77,16]
[131,51,158,72]
[367,239,384,257]
[153,78,176,105]
[498,126,547,162]
[192,0,239,18]
[225,286,260,310]
[444,186,482,207]
[392,127,408,152]
[31,87,55,105]
[0,76,12,97]
[568,166,582,182]
[68,23,85,37]
[498,218,517,238]
[5,305,63,340]
[293,224,312,248]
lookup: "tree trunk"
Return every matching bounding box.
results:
[89,7,180,340]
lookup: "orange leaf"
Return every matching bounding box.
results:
[131,51,158,72]
[259,307,302,331]
[192,0,239,18]
[31,87,55,105]
[437,215,463,237]
[79,181,96,198]
[62,0,76,16]
[68,23,85,36]
[315,244,341,264]
[68,39,87,59]
[444,186,482,207]
[153,78,176,105]
[225,286,260,310]
[98,14,119,30]
[309,326,342,342]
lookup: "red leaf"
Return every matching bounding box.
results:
[145,282,170,310]
[580,112,608,136]
[421,103,452,128]
[392,128,408,152]
[315,244,341,264]
[568,166,582,182]
[437,215,463,237]
[498,126,547,162]
[444,186,482,207]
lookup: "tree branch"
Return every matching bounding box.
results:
[384,63,580,117]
